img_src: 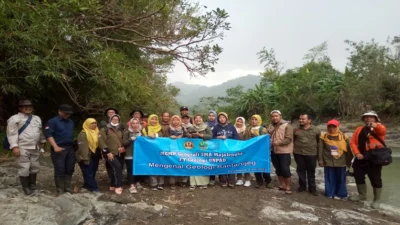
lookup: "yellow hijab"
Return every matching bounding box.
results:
[250,114,263,136]
[147,114,162,136]
[82,118,99,153]
[321,124,348,159]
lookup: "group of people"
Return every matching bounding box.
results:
[6,100,387,209]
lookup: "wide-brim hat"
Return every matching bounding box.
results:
[361,111,380,122]
[129,109,144,118]
[104,107,119,117]
[18,100,33,107]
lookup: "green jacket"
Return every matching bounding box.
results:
[293,125,321,156]
[244,126,268,140]
[318,133,353,167]
[184,127,212,140]
[75,131,93,162]
[99,124,124,155]
[122,130,142,159]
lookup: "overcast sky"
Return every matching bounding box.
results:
[167,0,400,86]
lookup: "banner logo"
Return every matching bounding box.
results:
[184,141,194,150]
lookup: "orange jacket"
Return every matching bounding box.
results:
[350,123,386,155]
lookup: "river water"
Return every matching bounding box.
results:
[378,151,399,207]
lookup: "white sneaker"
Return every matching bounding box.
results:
[129,186,138,194]
[244,181,251,187]
[236,179,244,186]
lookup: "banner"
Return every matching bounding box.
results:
[133,135,270,176]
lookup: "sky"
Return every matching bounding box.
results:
[167,0,400,86]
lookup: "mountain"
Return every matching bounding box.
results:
[172,75,261,106]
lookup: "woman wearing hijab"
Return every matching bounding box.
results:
[166,115,184,189]
[76,118,101,193]
[123,118,142,194]
[206,110,218,130]
[212,112,239,188]
[185,114,212,190]
[318,119,353,199]
[245,114,270,188]
[234,117,250,186]
[99,114,125,195]
[142,114,165,191]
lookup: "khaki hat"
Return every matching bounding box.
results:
[361,110,380,122]
[18,100,33,107]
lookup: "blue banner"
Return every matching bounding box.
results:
[133,135,270,176]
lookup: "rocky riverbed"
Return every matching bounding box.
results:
[1,155,400,225]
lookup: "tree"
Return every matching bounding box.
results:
[0,0,230,123]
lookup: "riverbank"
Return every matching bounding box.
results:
[1,155,400,225]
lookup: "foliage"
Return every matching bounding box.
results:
[0,0,230,123]
[219,37,400,122]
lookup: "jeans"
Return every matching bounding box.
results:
[78,151,100,192]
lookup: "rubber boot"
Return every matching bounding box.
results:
[19,176,33,196]
[55,176,65,195]
[371,188,382,209]
[64,175,74,193]
[350,184,367,201]
[29,173,37,190]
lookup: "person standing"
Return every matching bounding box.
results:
[180,106,193,123]
[75,118,101,193]
[318,119,353,200]
[349,111,387,209]
[160,112,171,134]
[127,109,144,127]
[123,118,142,194]
[212,112,239,188]
[142,114,165,191]
[247,114,271,189]
[45,104,75,195]
[167,115,184,190]
[185,114,212,190]
[234,117,250,186]
[268,110,294,194]
[293,113,320,196]
[99,114,125,195]
[6,100,46,195]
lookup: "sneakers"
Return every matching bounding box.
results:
[151,186,158,191]
[244,181,251,187]
[157,185,164,190]
[236,179,244,186]
[199,185,208,189]
[129,186,138,194]
[189,186,195,191]
[221,183,228,188]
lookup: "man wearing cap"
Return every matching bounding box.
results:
[293,113,321,196]
[350,111,386,209]
[45,104,75,195]
[180,106,193,124]
[6,100,46,195]
[267,110,294,194]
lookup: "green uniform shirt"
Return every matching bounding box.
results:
[293,125,321,155]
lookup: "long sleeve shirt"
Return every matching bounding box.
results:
[7,113,46,149]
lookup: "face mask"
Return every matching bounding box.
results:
[111,122,119,127]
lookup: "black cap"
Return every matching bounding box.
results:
[104,107,119,117]
[59,104,73,114]
[181,114,190,119]
[129,109,144,118]
[180,106,189,111]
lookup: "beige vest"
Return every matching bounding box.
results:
[268,122,293,154]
